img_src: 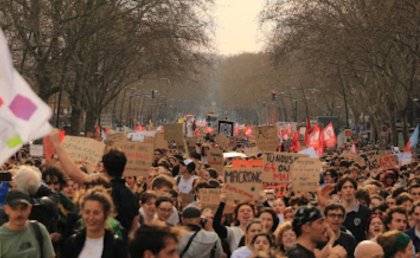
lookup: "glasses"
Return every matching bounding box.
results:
[327,213,344,219]
[158,207,173,213]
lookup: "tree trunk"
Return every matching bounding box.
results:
[85,109,98,134]
[69,107,83,136]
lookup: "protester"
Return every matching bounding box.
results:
[405,202,420,253]
[62,187,127,258]
[377,231,414,258]
[0,190,56,258]
[231,219,264,258]
[274,221,297,255]
[354,240,384,258]
[367,214,386,240]
[177,206,223,258]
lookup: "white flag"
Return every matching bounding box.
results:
[0,28,52,165]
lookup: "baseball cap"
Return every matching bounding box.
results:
[181,206,201,218]
[5,190,31,207]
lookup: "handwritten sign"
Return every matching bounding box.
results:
[164,124,184,146]
[232,159,263,168]
[62,136,105,165]
[290,157,321,192]
[378,154,397,168]
[199,188,234,214]
[262,152,306,184]
[254,125,278,152]
[112,142,154,177]
[154,132,169,149]
[207,148,224,174]
[215,133,231,150]
[106,132,126,144]
[264,183,288,198]
[223,168,264,202]
[341,151,366,166]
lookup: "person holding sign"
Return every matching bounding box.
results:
[49,130,139,234]
[213,193,255,253]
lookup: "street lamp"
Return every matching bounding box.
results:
[413,98,419,127]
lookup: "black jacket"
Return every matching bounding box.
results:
[111,178,139,231]
[62,229,127,258]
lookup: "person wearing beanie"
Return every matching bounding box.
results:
[177,206,223,258]
[377,231,414,258]
[175,160,197,194]
[287,205,346,258]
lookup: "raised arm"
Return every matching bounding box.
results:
[49,129,87,185]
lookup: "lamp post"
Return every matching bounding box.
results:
[413,98,419,127]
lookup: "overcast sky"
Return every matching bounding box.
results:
[214,0,265,56]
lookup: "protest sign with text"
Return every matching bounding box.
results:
[208,147,224,174]
[378,154,397,168]
[62,136,105,165]
[290,157,322,192]
[262,152,306,184]
[112,141,154,178]
[223,167,264,202]
[164,123,184,146]
[253,125,278,152]
[199,188,234,214]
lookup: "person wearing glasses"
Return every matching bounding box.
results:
[156,196,176,226]
[324,203,357,258]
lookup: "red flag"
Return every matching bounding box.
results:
[43,130,65,160]
[321,122,337,148]
[304,117,311,145]
[291,130,301,151]
[286,124,293,135]
[307,124,320,149]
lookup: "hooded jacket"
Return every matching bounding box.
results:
[178,224,223,258]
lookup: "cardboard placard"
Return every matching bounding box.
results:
[223,167,264,202]
[262,152,306,184]
[378,154,397,168]
[30,144,43,157]
[232,159,263,168]
[62,136,105,165]
[215,134,231,150]
[340,151,366,166]
[242,146,259,157]
[164,124,184,146]
[106,132,127,143]
[290,157,321,192]
[207,148,224,174]
[264,182,288,198]
[179,193,195,208]
[112,142,154,178]
[199,188,234,214]
[254,125,278,152]
[154,132,169,149]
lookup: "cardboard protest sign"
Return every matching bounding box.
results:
[243,146,259,157]
[106,132,127,144]
[290,157,322,192]
[341,151,366,166]
[199,188,234,214]
[207,148,224,174]
[179,193,195,208]
[378,154,397,168]
[164,123,184,146]
[218,120,234,137]
[29,144,43,157]
[264,183,288,198]
[111,141,154,177]
[223,167,264,202]
[262,152,306,184]
[62,136,105,165]
[215,133,231,150]
[154,132,169,149]
[397,152,412,166]
[232,159,263,168]
[254,125,278,152]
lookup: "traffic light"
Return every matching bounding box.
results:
[271,90,276,101]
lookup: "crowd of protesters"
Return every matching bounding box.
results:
[0,127,419,258]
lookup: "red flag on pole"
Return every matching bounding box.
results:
[321,122,337,148]
[291,130,301,151]
[307,124,320,149]
[304,116,311,145]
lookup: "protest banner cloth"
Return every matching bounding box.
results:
[207,147,224,174]
[223,167,264,202]
[253,125,278,152]
[378,154,398,168]
[112,141,154,178]
[164,123,184,146]
[290,157,322,192]
[62,136,105,165]
[0,28,52,166]
[199,188,234,214]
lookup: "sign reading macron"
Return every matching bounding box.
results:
[223,168,263,202]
